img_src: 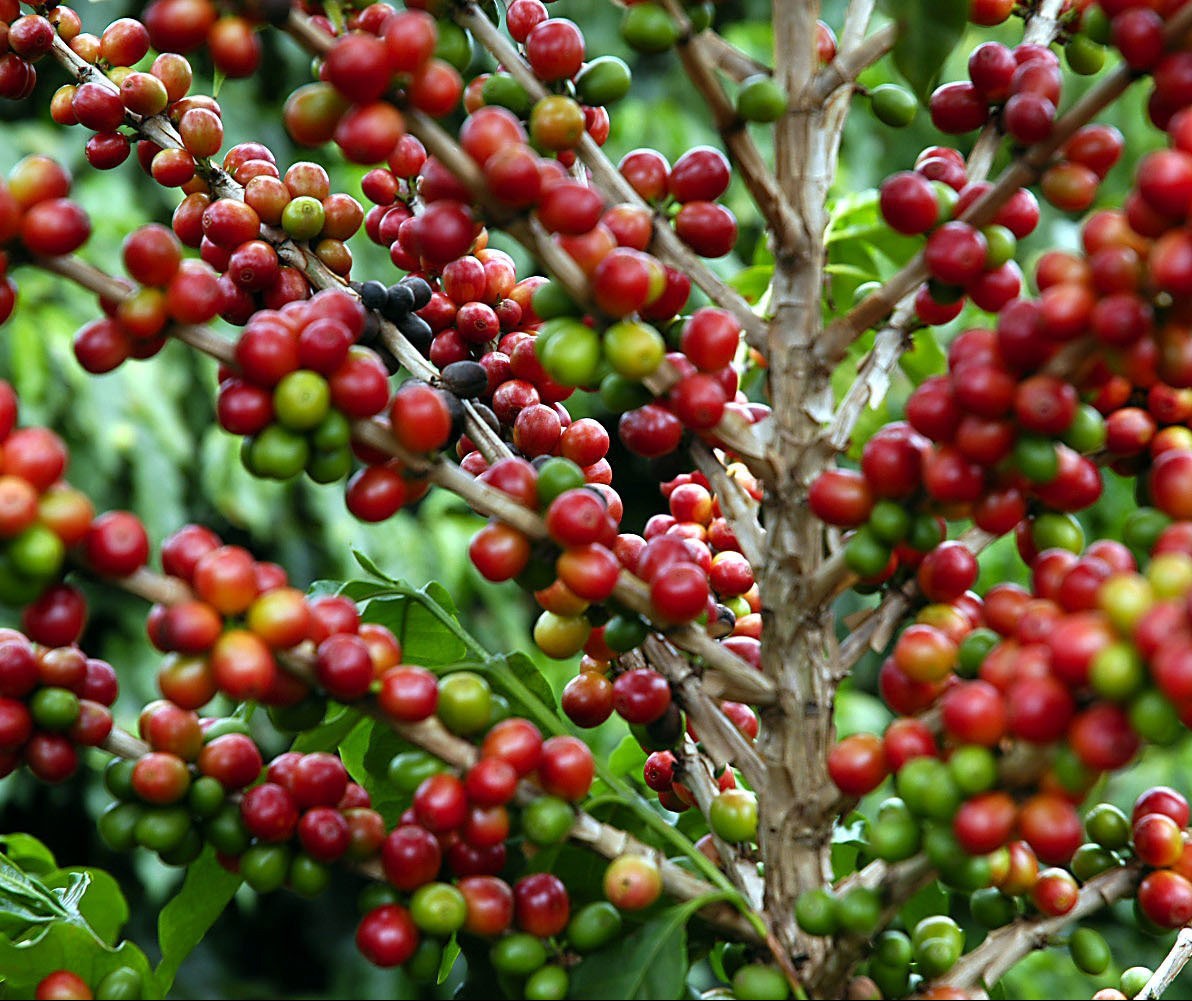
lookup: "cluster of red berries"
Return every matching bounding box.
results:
[0,0,74,101]
[146,522,401,711]
[880,146,1039,320]
[178,143,358,287]
[355,718,597,976]
[932,41,1065,145]
[467,8,618,160]
[73,223,186,370]
[615,143,739,261]
[287,7,459,165]
[0,629,117,784]
[557,469,762,714]
[464,454,621,656]
[50,24,184,174]
[0,154,93,326]
[0,376,154,643]
[142,0,262,80]
[1120,786,1192,929]
[822,514,1192,939]
[229,749,384,893]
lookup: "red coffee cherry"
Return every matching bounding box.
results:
[356,904,420,967]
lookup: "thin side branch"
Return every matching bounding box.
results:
[810,23,896,103]
[825,301,914,451]
[834,526,995,672]
[1137,928,1192,1000]
[700,31,772,82]
[659,0,799,246]
[690,440,765,569]
[839,0,880,52]
[615,573,777,705]
[641,636,767,788]
[940,864,1140,990]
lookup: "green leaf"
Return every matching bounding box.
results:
[291,706,363,754]
[885,0,969,104]
[608,735,648,779]
[360,596,470,667]
[0,851,67,916]
[900,880,949,930]
[438,933,460,985]
[43,869,126,946]
[728,265,773,304]
[569,894,728,999]
[475,652,558,724]
[351,548,396,583]
[846,400,891,460]
[0,835,56,876]
[831,813,869,880]
[898,327,945,385]
[339,718,411,826]
[0,851,157,998]
[154,847,241,994]
[0,926,156,997]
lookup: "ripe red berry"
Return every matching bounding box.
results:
[827,733,887,796]
[356,904,420,967]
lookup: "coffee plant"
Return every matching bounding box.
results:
[9,0,1192,997]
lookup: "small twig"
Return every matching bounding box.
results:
[966,120,1003,184]
[1137,928,1192,999]
[690,440,766,569]
[1022,0,1068,45]
[834,526,995,671]
[700,31,772,82]
[825,301,914,452]
[839,0,879,52]
[659,0,799,246]
[641,636,767,787]
[809,22,896,103]
[614,573,776,705]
